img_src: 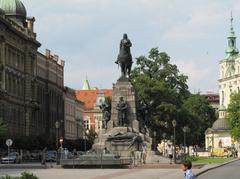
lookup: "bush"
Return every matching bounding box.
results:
[20,172,38,179]
[0,172,38,179]
[185,156,199,162]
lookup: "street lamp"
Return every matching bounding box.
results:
[182,126,190,160]
[172,120,177,164]
[76,118,81,139]
[84,129,89,152]
[55,121,60,148]
[55,121,60,165]
[162,133,167,157]
[153,131,157,151]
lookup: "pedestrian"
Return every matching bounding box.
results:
[181,160,196,179]
[167,144,173,164]
[41,147,47,165]
[64,148,68,159]
[103,147,110,154]
[142,143,147,164]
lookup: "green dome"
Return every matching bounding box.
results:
[212,118,231,131]
[219,105,226,111]
[0,0,26,17]
[0,0,26,25]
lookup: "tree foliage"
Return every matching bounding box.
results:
[131,48,189,128]
[86,128,97,145]
[182,94,216,145]
[227,92,240,141]
[131,48,216,146]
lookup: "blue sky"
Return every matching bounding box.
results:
[21,0,240,92]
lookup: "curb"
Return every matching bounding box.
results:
[0,164,49,170]
[195,158,239,177]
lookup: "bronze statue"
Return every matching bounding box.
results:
[100,103,111,129]
[115,33,133,78]
[116,97,128,126]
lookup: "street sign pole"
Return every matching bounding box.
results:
[8,145,9,164]
[6,139,13,165]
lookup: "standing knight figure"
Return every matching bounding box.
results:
[116,97,128,126]
[100,103,111,129]
[115,33,133,78]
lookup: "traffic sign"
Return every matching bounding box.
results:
[6,139,13,147]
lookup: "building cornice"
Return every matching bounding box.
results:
[0,15,41,47]
[219,74,240,83]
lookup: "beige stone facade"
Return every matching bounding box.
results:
[36,50,65,142]
[64,87,84,140]
[0,0,66,146]
[219,58,240,107]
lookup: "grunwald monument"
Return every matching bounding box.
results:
[93,34,152,158]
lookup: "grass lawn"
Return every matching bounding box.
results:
[192,157,234,164]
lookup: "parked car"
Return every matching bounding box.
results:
[1,152,21,164]
[46,151,57,162]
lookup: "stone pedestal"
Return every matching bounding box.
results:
[93,79,152,158]
[108,79,139,132]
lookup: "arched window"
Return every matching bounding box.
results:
[221,91,225,105]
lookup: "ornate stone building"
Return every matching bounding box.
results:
[36,50,65,142]
[0,0,41,137]
[0,0,66,146]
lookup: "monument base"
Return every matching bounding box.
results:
[93,127,152,158]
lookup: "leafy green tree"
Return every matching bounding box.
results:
[131,48,216,146]
[227,92,240,141]
[182,94,216,145]
[86,128,97,146]
[131,48,189,135]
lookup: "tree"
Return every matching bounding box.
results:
[86,128,97,146]
[182,94,216,145]
[227,92,240,141]
[131,48,190,141]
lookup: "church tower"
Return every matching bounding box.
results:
[205,13,240,150]
[219,13,240,108]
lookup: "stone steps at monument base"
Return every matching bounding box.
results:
[146,151,170,164]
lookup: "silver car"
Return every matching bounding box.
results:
[1,152,21,164]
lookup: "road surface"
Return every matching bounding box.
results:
[198,160,240,179]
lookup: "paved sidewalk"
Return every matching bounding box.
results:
[0,168,202,179]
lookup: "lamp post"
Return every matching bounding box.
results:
[84,129,89,152]
[76,118,80,139]
[172,120,177,163]
[182,126,190,160]
[162,133,167,157]
[55,121,60,165]
[153,131,157,151]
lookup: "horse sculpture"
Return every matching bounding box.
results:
[115,33,133,78]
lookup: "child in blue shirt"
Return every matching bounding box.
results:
[181,160,196,179]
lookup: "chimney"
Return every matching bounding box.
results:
[26,17,35,32]
[53,55,59,62]
[45,49,51,58]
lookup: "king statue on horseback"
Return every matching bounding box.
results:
[115,33,133,79]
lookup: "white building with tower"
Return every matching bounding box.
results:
[205,14,240,151]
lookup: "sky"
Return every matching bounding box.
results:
[21,0,240,93]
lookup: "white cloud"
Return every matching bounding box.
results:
[20,0,240,92]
